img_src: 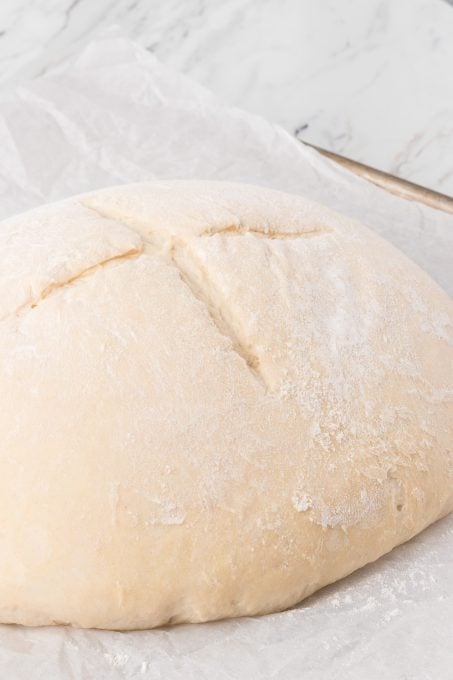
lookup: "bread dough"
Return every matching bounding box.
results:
[0,181,452,630]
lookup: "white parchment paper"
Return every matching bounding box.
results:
[0,31,451,679]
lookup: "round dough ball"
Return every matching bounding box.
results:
[0,181,452,630]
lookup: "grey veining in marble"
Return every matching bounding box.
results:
[0,0,452,193]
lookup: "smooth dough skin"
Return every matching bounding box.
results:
[0,181,452,630]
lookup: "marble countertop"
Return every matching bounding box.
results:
[0,0,452,194]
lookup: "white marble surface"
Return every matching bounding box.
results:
[0,0,452,194]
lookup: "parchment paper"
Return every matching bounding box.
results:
[0,30,451,679]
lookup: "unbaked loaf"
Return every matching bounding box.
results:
[0,181,452,630]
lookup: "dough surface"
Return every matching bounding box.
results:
[0,181,452,630]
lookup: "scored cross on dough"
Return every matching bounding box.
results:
[82,198,333,389]
[0,180,451,630]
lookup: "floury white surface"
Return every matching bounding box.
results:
[0,0,452,194]
[0,34,451,678]
[2,180,452,632]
